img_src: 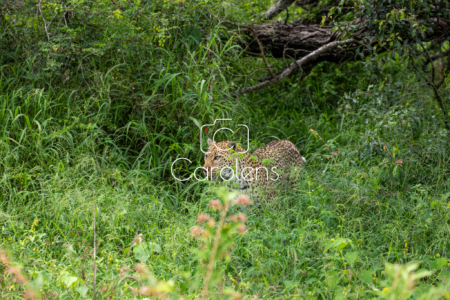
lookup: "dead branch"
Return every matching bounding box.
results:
[237,39,355,95]
[262,0,296,20]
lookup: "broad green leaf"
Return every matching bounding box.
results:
[430,258,447,270]
[324,238,351,253]
[345,252,358,266]
[63,275,80,288]
[155,280,175,293]
[326,270,339,288]
[75,286,89,297]
[133,242,161,262]
[133,243,150,262]
[430,201,439,209]
[148,242,162,253]
[283,280,294,291]
[438,272,450,281]
[334,238,351,249]
[358,270,373,285]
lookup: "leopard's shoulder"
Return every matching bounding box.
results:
[252,140,305,165]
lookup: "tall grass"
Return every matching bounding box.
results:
[1,0,450,298]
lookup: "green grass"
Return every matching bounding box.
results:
[1,3,450,298]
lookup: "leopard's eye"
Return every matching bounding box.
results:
[213,156,220,160]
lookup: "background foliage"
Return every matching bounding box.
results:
[0,0,449,299]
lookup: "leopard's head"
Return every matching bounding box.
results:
[203,139,245,181]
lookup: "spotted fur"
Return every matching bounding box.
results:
[203,139,305,203]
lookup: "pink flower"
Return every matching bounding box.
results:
[191,226,202,237]
[237,213,247,222]
[237,225,247,234]
[197,213,209,224]
[235,195,250,205]
[229,215,239,223]
[209,199,222,210]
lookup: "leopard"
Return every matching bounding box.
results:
[203,138,306,204]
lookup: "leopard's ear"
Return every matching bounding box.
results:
[228,141,237,152]
[207,138,213,147]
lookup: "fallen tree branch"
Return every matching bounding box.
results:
[243,23,338,59]
[237,39,355,95]
[227,2,449,96]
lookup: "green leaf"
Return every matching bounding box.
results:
[438,272,450,281]
[148,242,162,253]
[283,280,294,291]
[24,115,32,130]
[324,238,351,253]
[63,275,81,288]
[345,252,358,266]
[189,117,201,129]
[133,242,161,262]
[430,258,447,270]
[75,285,89,297]
[358,270,373,285]
[326,270,339,288]
[442,192,450,201]
[430,201,440,209]
[335,238,351,249]
[133,243,150,262]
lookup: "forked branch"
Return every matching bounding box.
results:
[237,39,355,95]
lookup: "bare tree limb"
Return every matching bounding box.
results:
[237,39,355,95]
[37,0,50,42]
[249,28,276,78]
[409,50,450,130]
[262,0,296,20]
[428,49,450,64]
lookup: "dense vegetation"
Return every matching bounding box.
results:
[1,0,449,299]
